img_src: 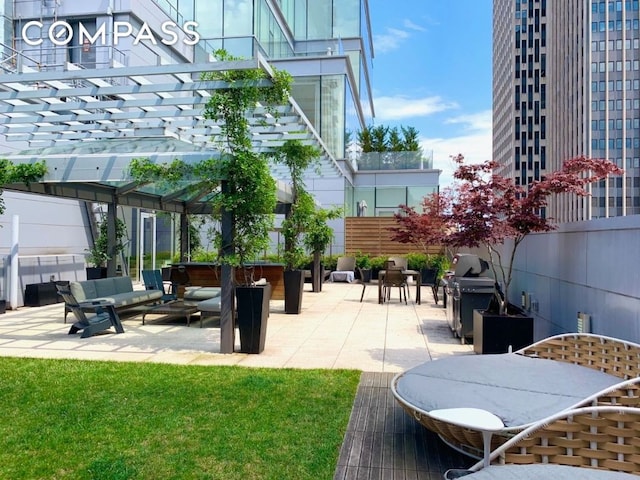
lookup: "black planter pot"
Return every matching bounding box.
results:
[0,299,6,314]
[473,307,534,354]
[283,269,304,314]
[310,263,324,292]
[357,268,372,282]
[86,267,107,279]
[236,284,271,354]
[420,268,438,285]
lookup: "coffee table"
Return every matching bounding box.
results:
[142,301,200,327]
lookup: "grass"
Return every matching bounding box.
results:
[0,358,361,480]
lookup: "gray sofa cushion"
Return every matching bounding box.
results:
[184,287,221,301]
[197,296,221,314]
[69,277,161,308]
[92,290,162,308]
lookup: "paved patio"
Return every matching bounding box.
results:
[0,280,472,368]
[0,279,475,478]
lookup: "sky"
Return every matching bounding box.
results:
[367,0,493,188]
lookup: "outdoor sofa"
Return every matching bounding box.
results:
[392,333,640,459]
[64,276,163,322]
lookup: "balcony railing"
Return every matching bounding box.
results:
[355,151,433,171]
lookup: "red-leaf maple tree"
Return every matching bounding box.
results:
[390,190,451,253]
[393,154,623,315]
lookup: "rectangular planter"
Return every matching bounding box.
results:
[473,308,534,354]
[24,281,66,307]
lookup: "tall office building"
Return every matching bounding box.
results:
[493,0,640,221]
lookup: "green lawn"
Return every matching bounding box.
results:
[0,358,360,480]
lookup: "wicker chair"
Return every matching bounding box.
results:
[392,333,640,460]
[444,406,640,479]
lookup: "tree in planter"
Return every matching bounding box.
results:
[269,139,321,313]
[85,217,127,277]
[446,154,622,315]
[202,49,291,353]
[201,50,291,276]
[355,252,372,281]
[303,206,342,292]
[391,191,451,255]
[391,193,451,286]
[130,50,292,353]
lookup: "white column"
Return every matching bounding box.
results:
[9,215,19,310]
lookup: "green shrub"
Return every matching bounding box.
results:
[369,255,387,270]
[355,251,371,269]
[322,254,339,271]
[406,252,428,270]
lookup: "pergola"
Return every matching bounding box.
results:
[0,53,343,352]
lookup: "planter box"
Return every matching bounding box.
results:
[473,308,534,354]
[86,267,107,280]
[24,281,68,307]
[236,284,271,354]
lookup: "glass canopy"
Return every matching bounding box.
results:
[0,56,343,213]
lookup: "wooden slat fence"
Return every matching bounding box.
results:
[345,217,442,256]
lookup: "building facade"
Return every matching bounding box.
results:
[493,0,640,221]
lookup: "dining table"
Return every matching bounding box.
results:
[378,269,421,304]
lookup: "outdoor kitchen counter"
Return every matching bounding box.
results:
[170,263,285,301]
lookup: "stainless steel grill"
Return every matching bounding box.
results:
[445,254,495,343]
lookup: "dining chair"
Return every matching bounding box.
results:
[388,256,408,270]
[382,267,408,304]
[355,267,373,302]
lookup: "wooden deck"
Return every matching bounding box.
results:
[334,372,474,479]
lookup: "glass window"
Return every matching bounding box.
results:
[224,0,253,37]
[376,187,406,209]
[333,0,359,38]
[407,187,437,210]
[320,75,345,159]
[195,0,222,38]
[307,1,332,39]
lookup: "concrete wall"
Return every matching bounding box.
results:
[0,192,90,256]
[1,254,86,307]
[495,215,640,344]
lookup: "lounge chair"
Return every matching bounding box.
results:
[392,333,640,459]
[330,256,356,282]
[56,284,125,338]
[444,406,640,479]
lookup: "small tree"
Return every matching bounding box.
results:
[390,191,451,254]
[303,206,342,292]
[85,218,127,267]
[269,140,320,271]
[446,154,622,314]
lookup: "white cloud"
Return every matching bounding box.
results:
[421,111,493,189]
[445,110,492,132]
[374,95,458,120]
[403,19,426,32]
[373,27,410,53]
